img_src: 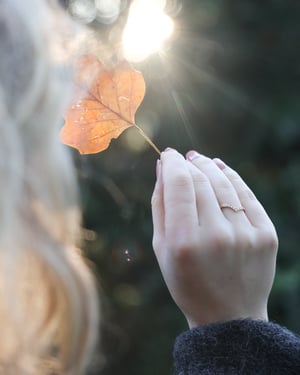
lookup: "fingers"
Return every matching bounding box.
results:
[153,148,274,242]
[213,159,275,229]
[186,161,224,225]
[160,149,199,234]
[186,151,250,227]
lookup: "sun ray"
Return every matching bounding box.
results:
[171,90,200,150]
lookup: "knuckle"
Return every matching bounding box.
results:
[172,172,191,188]
[206,226,234,252]
[256,229,279,252]
[214,177,232,192]
[172,244,194,264]
[235,229,255,250]
[191,170,209,185]
[239,187,257,201]
[226,168,240,181]
[167,228,198,262]
[226,169,246,187]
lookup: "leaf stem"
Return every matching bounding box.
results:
[133,123,161,155]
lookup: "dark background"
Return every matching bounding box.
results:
[66,0,300,373]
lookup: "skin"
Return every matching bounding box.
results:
[151,149,278,328]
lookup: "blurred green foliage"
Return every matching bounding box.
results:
[70,0,300,373]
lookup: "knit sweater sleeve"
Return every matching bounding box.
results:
[173,319,300,374]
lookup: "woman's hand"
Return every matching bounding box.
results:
[151,149,278,328]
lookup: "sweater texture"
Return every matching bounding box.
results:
[173,319,300,374]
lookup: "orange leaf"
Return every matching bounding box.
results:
[60,55,146,154]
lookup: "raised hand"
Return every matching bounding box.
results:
[151,149,278,328]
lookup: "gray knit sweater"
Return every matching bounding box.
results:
[173,320,300,374]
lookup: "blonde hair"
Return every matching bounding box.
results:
[0,0,99,374]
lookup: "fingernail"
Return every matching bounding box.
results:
[186,150,201,161]
[164,147,175,152]
[213,158,226,170]
[156,159,161,179]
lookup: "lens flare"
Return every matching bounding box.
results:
[122,0,174,62]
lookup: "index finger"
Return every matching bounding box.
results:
[161,149,198,234]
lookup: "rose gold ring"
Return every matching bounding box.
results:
[220,203,245,213]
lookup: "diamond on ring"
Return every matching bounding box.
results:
[220,204,246,213]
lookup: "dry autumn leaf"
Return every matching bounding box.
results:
[60,54,150,154]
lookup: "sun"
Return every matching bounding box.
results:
[122,0,174,62]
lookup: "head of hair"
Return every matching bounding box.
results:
[0,0,99,373]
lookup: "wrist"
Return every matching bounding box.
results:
[186,310,269,329]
